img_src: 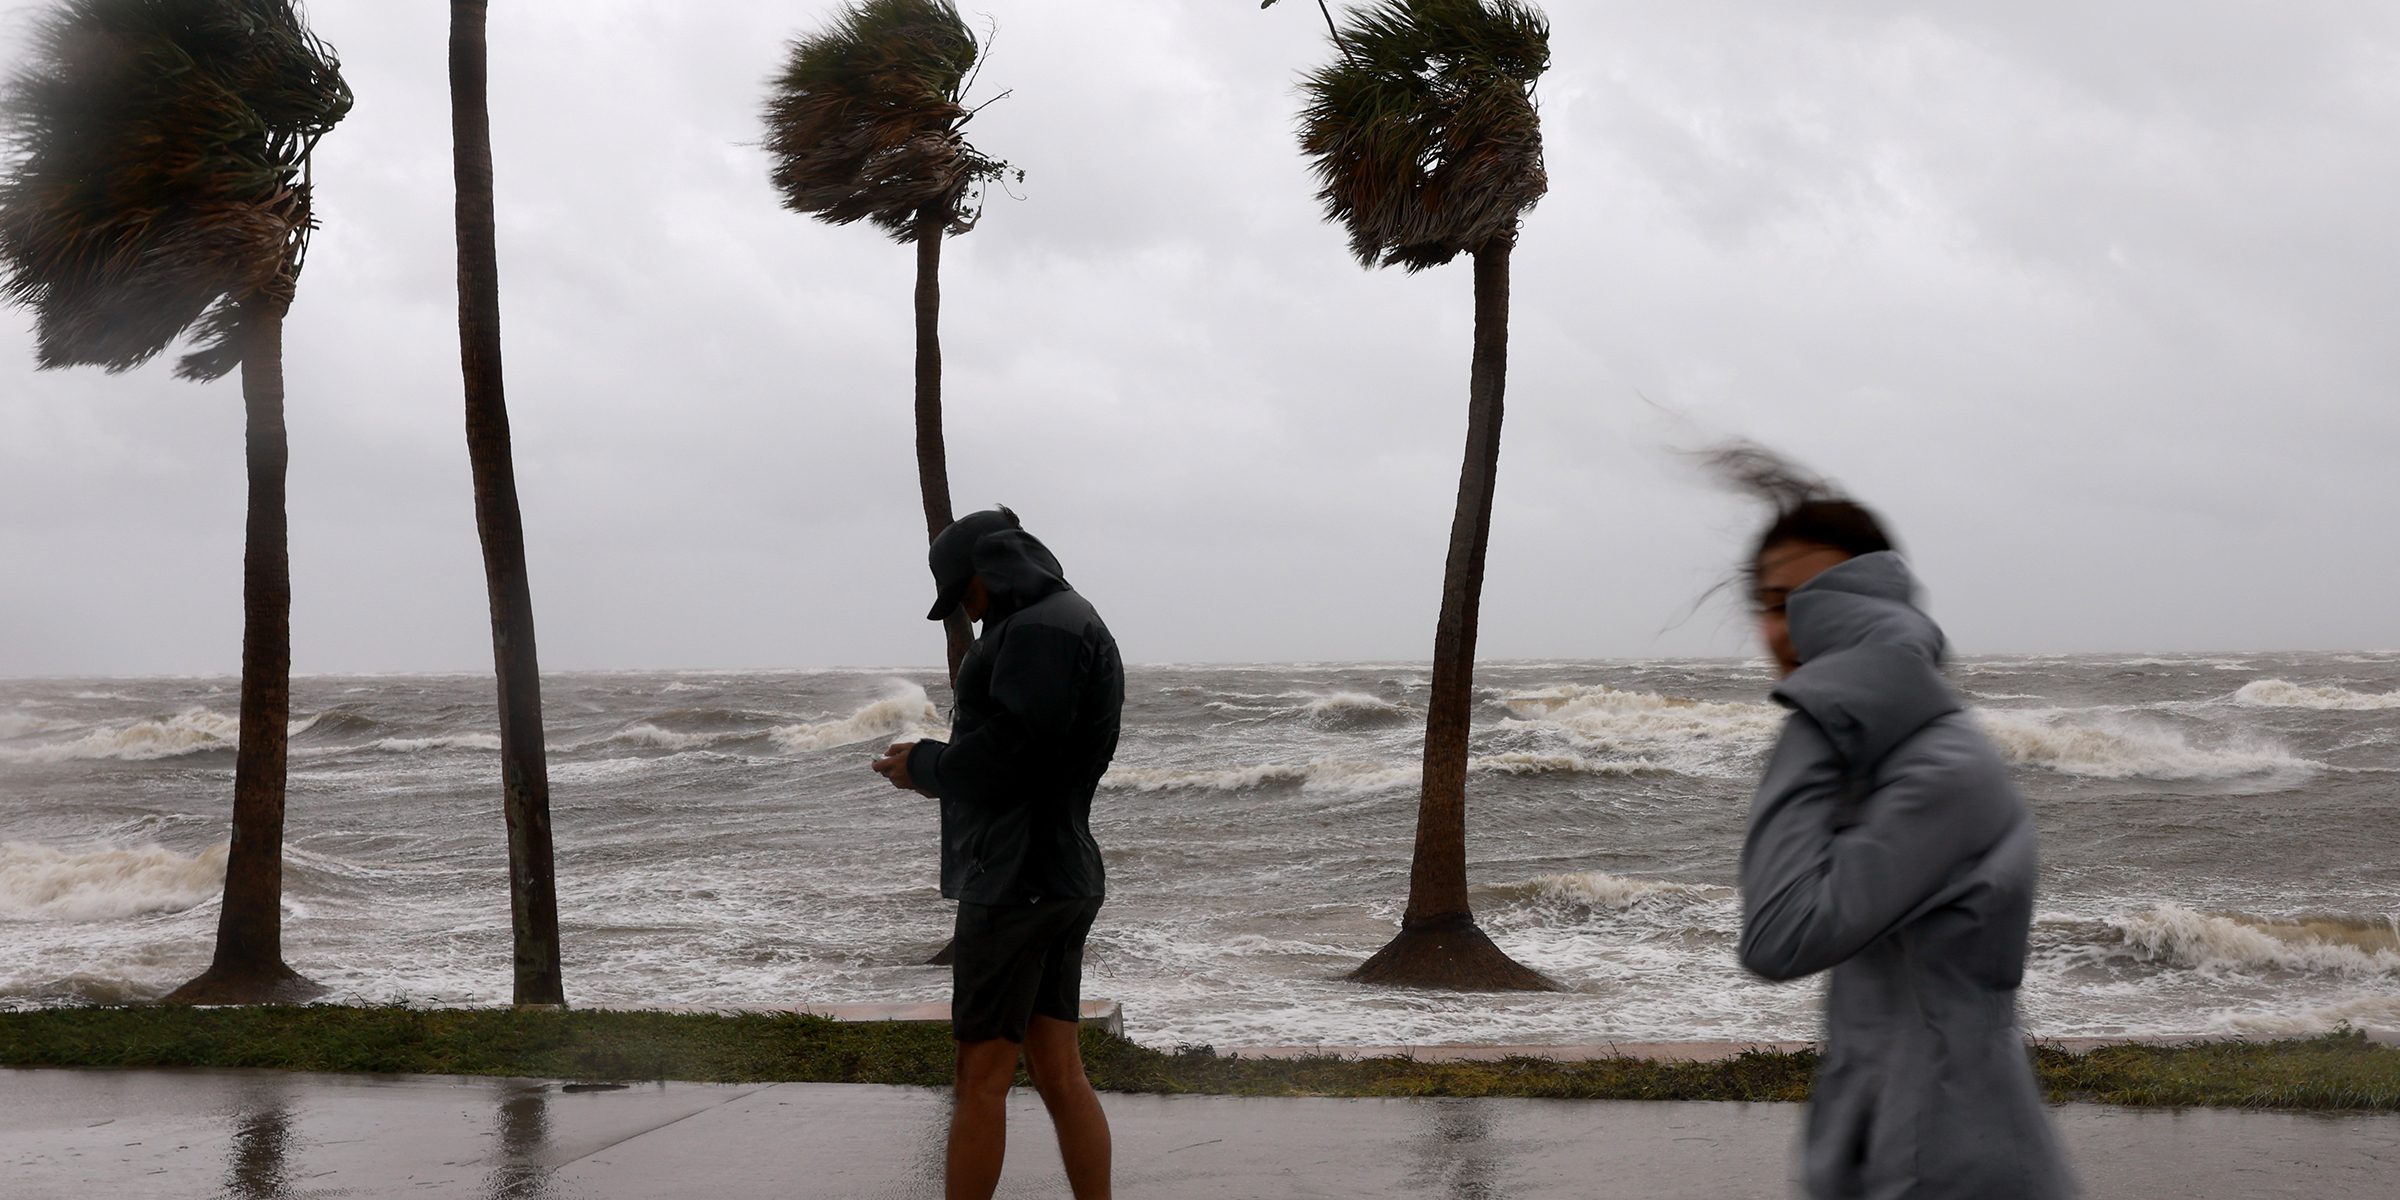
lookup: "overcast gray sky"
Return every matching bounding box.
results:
[2,0,2394,676]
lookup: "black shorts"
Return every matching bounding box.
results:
[950,895,1103,1044]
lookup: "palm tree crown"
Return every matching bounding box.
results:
[0,0,350,380]
[1299,0,1549,271]
[762,0,1007,240]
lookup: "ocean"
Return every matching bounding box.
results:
[3,652,2397,1049]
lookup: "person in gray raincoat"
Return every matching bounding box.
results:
[1734,489,2077,1200]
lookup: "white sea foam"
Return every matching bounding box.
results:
[1102,753,1661,793]
[2112,905,2400,975]
[2234,679,2400,711]
[0,841,226,921]
[1972,709,2312,780]
[2199,994,2400,1036]
[769,685,937,752]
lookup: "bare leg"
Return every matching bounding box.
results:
[1020,1015,1112,1199]
[947,1037,1022,1200]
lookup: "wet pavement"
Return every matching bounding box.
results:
[5,1066,2397,1198]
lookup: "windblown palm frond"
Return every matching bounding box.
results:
[763,0,1008,242]
[1299,0,1550,271]
[0,0,350,380]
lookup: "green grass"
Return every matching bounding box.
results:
[3,1007,2396,1111]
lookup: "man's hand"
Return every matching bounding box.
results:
[871,741,924,793]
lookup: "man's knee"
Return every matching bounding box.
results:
[954,1037,1022,1099]
[1021,1017,1089,1096]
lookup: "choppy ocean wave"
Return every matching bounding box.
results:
[366,733,504,753]
[0,841,226,921]
[1103,753,1664,794]
[0,708,351,763]
[1484,871,1734,911]
[2235,679,2400,711]
[769,686,937,752]
[0,707,241,762]
[1498,685,1783,748]
[3,654,2394,1042]
[1973,708,2313,780]
[2111,906,2400,975]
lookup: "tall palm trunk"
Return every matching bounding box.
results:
[163,304,322,1005]
[916,207,970,969]
[914,207,973,680]
[1352,237,1552,991]
[451,0,564,1008]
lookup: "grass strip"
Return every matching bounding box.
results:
[4,1007,2396,1111]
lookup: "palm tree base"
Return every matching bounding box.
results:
[157,962,327,1006]
[1349,915,1556,992]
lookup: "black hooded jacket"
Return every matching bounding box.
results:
[906,529,1121,905]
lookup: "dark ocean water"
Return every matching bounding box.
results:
[4,652,2396,1048]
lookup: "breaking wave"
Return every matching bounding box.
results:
[0,708,241,762]
[1297,691,1410,728]
[2234,679,2400,710]
[1972,709,2312,779]
[0,841,226,921]
[769,686,938,753]
[1496,686,1782,755]
[1486,871,1732,911]
[2112,905,2400,975]
[595,723,732,751]
[1102,753,1663,793]
[0,708,353,763]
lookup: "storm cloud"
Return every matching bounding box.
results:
[2,0,2393,675]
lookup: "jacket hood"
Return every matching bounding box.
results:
[1785,551,1944,665]
[1772,551,1960,769]
[972,528,1071,623]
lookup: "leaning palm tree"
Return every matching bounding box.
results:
[763,0,1011,684]
[1301,0,1555,990]
[0,0,350,1004]
[450,0,563,1008]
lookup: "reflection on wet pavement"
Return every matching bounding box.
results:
[486,1083,552,1199]
[223,1102,297,1198]
[1407,1098,1511,1199]
[6,1068,2399,1198]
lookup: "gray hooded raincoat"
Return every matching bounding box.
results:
[1739,552,2076,1200]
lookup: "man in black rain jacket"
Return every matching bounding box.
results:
[871,507,1121,1200]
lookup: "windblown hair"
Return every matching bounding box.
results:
[1298,0,1551,272]
[1697,441,1897,579]
[762,0,1010,243]
[0,0,350,380]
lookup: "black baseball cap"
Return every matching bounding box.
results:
[926,507,1022,620]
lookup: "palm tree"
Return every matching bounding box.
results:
[763,0,1011,684]
[1300,0,1555,991]
[450,0,564,1008]
[0,0,350,1004]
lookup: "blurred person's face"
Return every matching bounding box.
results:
[1754,542,1854,676]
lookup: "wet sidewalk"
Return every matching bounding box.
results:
[5,1066,2395,1198]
